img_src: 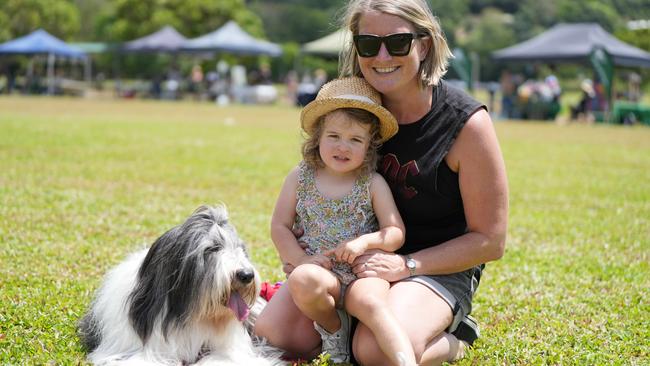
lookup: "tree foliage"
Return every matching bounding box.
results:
[96,0,265,42]
[250,0,344,44]
[429,0,471,45]
[556,0,621,32]
[460,8,517,81]
[0,0,80,42]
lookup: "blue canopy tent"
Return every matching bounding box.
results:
[121,25,187,53]
[0,29,88,94]
[181,21,282,56]
[0,29,86,57]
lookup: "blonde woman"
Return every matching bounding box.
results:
[256,1,508,364]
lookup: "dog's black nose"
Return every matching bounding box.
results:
[235,269,255,284]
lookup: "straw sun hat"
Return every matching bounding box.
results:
[300,77,398,143]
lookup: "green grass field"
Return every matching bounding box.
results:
[1,96,648,365]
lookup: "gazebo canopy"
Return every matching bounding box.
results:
[121,25,187,53]
[0,29,86,58]
[301,28,351,57]
[492,23,650,68]
[182,21,282,56]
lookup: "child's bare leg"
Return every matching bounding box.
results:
[287,264,342,332]
[346,277,416,366]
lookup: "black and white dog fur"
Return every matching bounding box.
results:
[79,205,283,365]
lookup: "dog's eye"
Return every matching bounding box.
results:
[204,244,222,254]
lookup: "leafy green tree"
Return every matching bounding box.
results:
[468,0,519,14]
[429,0,470,45]
[250,0,344,44]
[97,0,265,41]
[610,0,650,20]
[72,0,109,41]
[0,0,80,41]
[512,0,558,42]
[461,7,516,81]
[556,0,621,32]
[616,28,650,52]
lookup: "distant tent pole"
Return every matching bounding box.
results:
[47,53,55,94]
[85,56,92,86]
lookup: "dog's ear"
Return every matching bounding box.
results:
[127,225,183,343]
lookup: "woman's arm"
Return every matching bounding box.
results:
[412,108,508,274]
[353,109,508,279]
[271,167,331,269]
[326,173,405,264]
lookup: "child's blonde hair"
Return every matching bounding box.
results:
[302,108,381,173]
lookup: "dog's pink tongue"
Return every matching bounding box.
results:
[227,292,250,321]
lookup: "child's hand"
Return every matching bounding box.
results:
[296,254,333,269]
[324,238,368,264]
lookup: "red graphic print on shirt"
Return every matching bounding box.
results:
[380,154,419,200]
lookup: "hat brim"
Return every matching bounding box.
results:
[300,98,398,143]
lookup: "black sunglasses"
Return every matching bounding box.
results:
[353,33,426,57]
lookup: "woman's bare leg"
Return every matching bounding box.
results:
[254,283,321,360]
[346,277,416,366]
[352,281,461,365]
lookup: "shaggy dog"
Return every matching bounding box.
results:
[78,205,282,365]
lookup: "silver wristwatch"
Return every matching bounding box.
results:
[405,254,416,276]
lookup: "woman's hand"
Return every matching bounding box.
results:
[351,249,409,282]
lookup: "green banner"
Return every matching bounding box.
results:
[589,46,613,104]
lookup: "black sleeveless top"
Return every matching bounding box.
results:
[379,80,485,254]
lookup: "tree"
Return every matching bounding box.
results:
[460,8,516,81]
[429,0,471,45]
[0,0,80,42]
[610,0,650,20]
[72,0,109,41]
[512,0,558,42]
[468,0,519,14]
[97,0,265,42]
[556,0,621,32]
[250,0,344,44]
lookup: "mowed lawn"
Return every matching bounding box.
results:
[1,96,648,365]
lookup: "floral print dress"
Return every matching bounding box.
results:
[295,161,379,285]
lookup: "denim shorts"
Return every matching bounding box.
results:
[399,264,483,333]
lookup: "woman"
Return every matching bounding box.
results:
[255,1,508,364]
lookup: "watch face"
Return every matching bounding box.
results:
[407,258,416,269]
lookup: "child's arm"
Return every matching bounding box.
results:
[325,173,405,264]
[271,167,332,269]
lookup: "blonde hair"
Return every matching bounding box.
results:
[302,108,381,173]
[338,0,453,88]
